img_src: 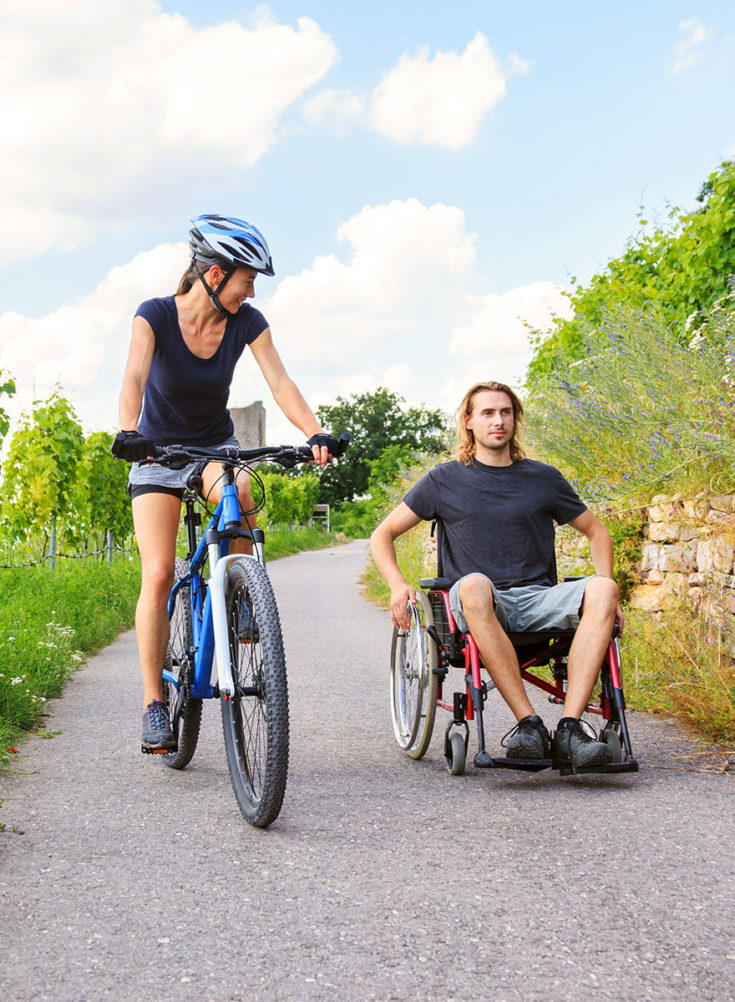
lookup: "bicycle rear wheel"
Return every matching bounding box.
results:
[162,557,203,770]
[221,557,289,828]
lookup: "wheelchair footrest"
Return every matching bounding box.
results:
[557,758,639,776]
[474,755,552,772]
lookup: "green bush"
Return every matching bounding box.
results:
[330,497,385,538]
[254,470,321,527]
[528,159,735,381]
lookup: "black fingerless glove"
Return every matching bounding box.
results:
[307,433,340,455]
[111,430,154,462]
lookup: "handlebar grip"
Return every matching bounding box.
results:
[337,432,350,457]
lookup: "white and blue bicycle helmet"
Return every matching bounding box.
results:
[188,214,274,314]
[189,214,275,276]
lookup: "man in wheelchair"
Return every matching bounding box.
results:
[370,380,624,771]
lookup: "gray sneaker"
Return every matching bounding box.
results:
[552,717,613,769]
[141,699,176,753]
[503,715,551,760]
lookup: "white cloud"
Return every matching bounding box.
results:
[369,33,508,148]
[252,199,476,366]
[304,33,521,149]
[0,200,567,450]
[302,89,365,133]
[441,282,572,412]
[672,17,713,74]
[250,200,565,441]
[0,1,337,264]
[0,243,186,436]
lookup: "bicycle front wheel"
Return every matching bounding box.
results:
[162,557,203,770]
[220,558,289,828]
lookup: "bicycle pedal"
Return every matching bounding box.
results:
[141,743,176,755]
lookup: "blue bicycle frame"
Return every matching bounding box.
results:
[163,479,263,701]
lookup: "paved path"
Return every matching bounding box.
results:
[1,540,733,1002]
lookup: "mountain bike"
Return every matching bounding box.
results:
[145,436,348,827]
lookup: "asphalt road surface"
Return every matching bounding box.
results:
[1,540,733,1002]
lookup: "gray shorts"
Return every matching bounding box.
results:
[448,574,594,634]
[127,435,240,498]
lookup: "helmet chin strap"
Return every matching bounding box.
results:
[194,261,240,316]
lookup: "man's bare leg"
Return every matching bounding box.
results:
[563,576,619,718]
[458,573,534,721]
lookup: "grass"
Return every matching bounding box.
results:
[622,604,735,744]
[0,556,141,750]
[263,524,346,560]
[0,526,345,753]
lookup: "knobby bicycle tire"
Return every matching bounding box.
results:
[221,557,289,828]
[162,557,203,770]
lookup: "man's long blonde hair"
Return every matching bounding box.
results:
[456,381,526,465]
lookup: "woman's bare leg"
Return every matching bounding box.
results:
[132,492,182,706]
[200,462,255,555]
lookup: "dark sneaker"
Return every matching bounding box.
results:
[237,599,259,643]
[552,717,613,769]
[141,699,176,752]
[503,715,551,759]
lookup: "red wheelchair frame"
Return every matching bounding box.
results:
[390,576,639,777]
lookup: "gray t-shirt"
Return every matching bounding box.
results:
[403,458,587,588]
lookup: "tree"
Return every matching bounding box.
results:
[527,159,735,383]
[316,388,449,505]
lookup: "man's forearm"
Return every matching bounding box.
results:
[370,528,407,591]
[588,530,614,578]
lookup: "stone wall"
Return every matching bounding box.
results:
[231,401,265,450]
[630,494,735,619]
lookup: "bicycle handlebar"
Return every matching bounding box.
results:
[147,431,350,470]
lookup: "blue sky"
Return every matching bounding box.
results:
[1,1,733,444]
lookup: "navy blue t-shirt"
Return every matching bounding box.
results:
[135,296,268,446]
[403,458,587,588]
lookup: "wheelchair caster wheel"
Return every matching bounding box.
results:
[601,727,624,763]
[445,730,466,776]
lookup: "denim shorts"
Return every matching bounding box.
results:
[127,435,240,498]
[448,574,594,634]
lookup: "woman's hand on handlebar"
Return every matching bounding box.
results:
[306,431,350,467]
[111,430,155,462]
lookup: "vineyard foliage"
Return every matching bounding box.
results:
[0,388,333,560]
[0,390,133,556]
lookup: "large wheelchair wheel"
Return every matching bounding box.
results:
[390,591,438,759]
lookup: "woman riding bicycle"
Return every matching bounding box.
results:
[113,214,337,752]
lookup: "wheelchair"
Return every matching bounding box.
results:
[390,576,639,777]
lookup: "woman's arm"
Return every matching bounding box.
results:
[119,316,155,430]
[249,328,330,462]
